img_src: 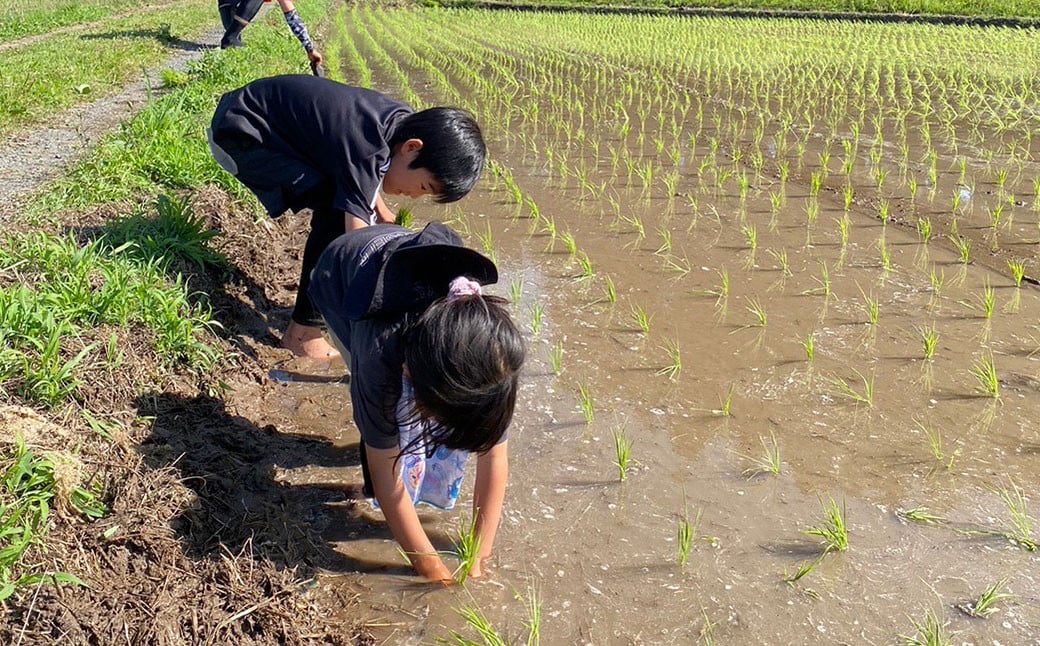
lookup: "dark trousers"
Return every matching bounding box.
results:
[215,135,346,327]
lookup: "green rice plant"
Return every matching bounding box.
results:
[916,217,933,243]
[657,339,682,380]
[631,305,652,335]
[950,235,972,265]
[996,480,1036,550]
[969,355,999,398]
[804,496,849,553]
[929,266,945,310]
[980,280,996,320]
[900,610,950,646]
[559,231,578,256]
[743,432,781,478]
[441,603,508,646]
[783,555,824,585]
[612,426,634,482]
[1008,258,1026,287]
[913,418,956,470]
[768,248,792,278]
[575,252,595,281]
[603,275,617,304]
[518,584,541,646]
[897,507,947,525]
[664,255,692,277]
[860,288,880,325]
[510,276,524,304]
[711,385,735,417]
[550,341,563,377]
[676,498,701,568]
[577,382,594,425]
[830,369,875,407]
[655,228,673,255]
[802,331,816,363]
[960,579,1012,618]
[452,513,483,585]
[918,324,940,361]
[744,298,767,328]
[703,268,730,306]
[530,302,544,336]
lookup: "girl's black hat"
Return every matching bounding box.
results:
[310,222,498,328]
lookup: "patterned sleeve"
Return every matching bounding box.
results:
[282,9,315,53]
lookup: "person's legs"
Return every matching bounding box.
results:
[283,204,346,358]
[217,0,235,32]
[220,0,264,49]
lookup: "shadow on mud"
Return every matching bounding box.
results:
[135,392,405,577]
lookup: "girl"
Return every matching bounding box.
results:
[308,222,525,582]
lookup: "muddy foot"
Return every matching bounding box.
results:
[281,321,341,359]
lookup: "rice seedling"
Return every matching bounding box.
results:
[442,603,508,645]
[949,234,971,265]
[560,231,578,256]
[914,418,956,470]
[830,369,875,407]
[958,578,1012,618]
[451,513,482,584]
[804,496,849,553]
[801,332,816,363]
[549,341,563,377]
[703,268,730,307]
[711,385,735,417]
[860,288,880,326]
[631,305,652,334]
[783,555,824,586]
[995,480,1036,550]
[900,610,950,646]
[657,339,682,380]
[979,280,996,320]
[578,382,594,425]
[916,217,933,244]
[928,266,945,310]
[969,355,999,398]
[510,276,524,304]
[575,252,595,281]
[897,507,947,525]
[676,507,699,568]
[612,426,634,481]
[603,275,617,304]
[530,302,544,336]
[744,298,767,328]
[743,432,781,478]
[655,228,672,255]
[918,324,939,361]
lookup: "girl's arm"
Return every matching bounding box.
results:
[470,440,508,578]
[366,444,454,583]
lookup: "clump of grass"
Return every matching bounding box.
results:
[612,427,633,482]
[743,432,781,478]
[900,610,950,646]
[804,496,848,553]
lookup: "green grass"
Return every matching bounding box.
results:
[0,435,103,601]
[0,2,215,136]
[0,0,147,43]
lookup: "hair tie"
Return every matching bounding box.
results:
[447,276,482,301]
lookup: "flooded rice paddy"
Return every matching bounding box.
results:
[260,7,1040,644]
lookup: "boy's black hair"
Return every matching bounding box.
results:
[401,294,525,455]
[388,107,486,204]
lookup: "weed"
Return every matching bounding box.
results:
[804,496,849,553]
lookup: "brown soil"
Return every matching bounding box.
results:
[0,189,376,644]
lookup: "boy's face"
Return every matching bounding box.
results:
[383,139,443,199]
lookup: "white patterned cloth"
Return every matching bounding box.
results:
[391,376,470,510]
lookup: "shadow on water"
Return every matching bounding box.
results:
[134,392,452,578]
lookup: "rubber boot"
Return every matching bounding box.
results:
[220,0,263,49]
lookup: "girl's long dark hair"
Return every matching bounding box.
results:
[400,294,525,455]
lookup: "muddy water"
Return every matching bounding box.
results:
[249,10,1040,645]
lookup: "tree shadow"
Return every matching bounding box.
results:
[135,392,451,578]
[79,28,206,52]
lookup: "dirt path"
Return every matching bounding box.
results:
[0,25,221,222]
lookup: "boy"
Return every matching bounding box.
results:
[208,74,486,358]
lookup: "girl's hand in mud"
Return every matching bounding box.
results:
[413,554,454,585]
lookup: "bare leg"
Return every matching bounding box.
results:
[281,320,340,359]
